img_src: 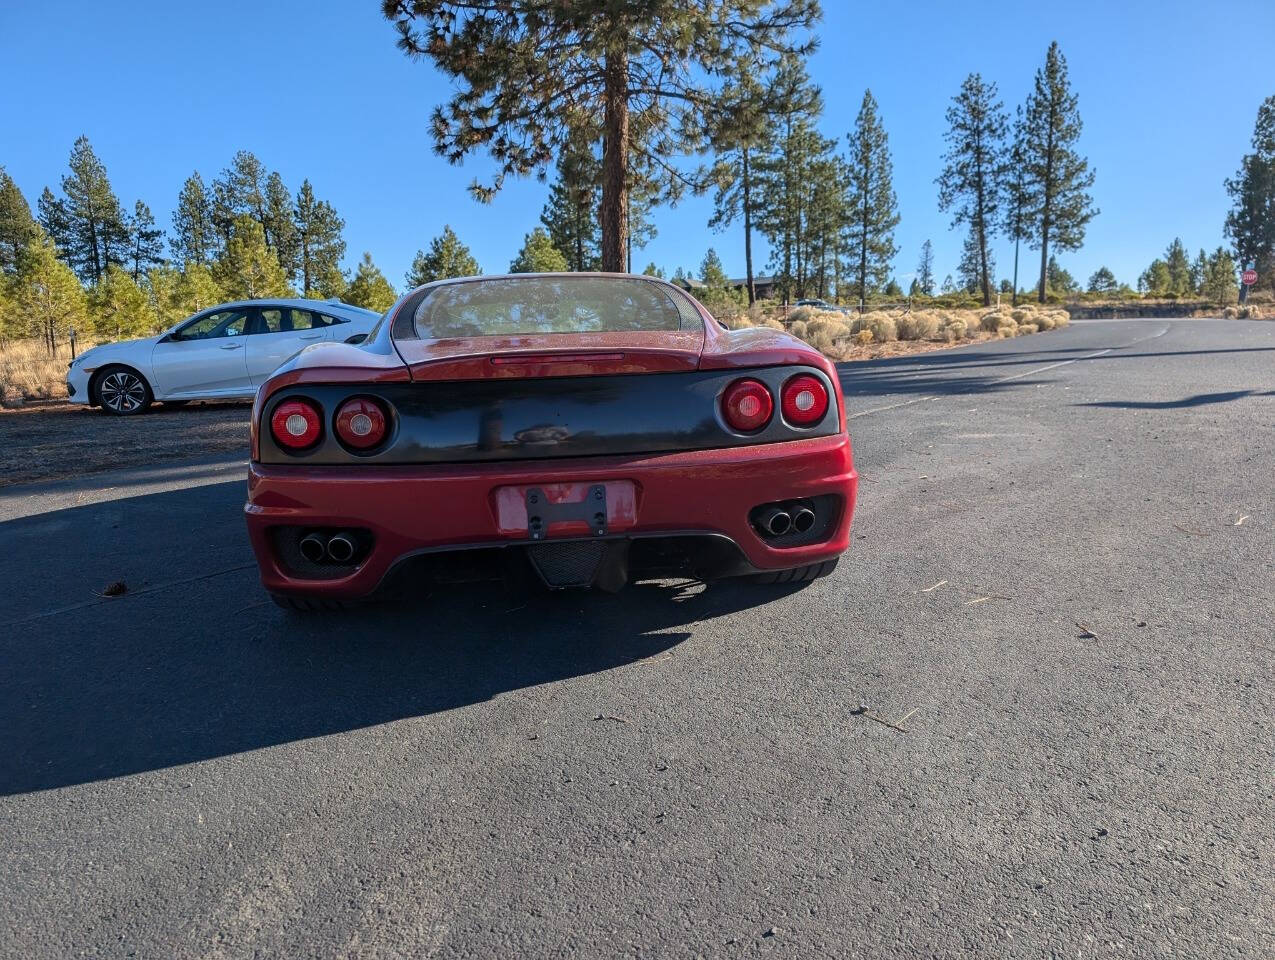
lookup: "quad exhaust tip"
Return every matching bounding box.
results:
[299,533,327,563]
[791,505,816,533]
[326,533,357,563]
[757,506,792,537]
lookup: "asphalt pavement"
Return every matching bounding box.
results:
[1,318,1272,958]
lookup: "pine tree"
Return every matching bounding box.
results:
[213,215,291,299]
[383,0,820,271]
[642,262,664,278]
[406,225,480,287]
[1190,249,1208,295]
[1224,95,1275,291]
[700,248,728,287]
[1046,255,1076,294]
[1203,247,1238,305]
[937,73,1007,306]
[264,172,298,277]
[510,228,569,273]
[0,167,37,274]
[916,239,935,296]
[212,151,269,248]
[540,133,601,272]
[1163,238,1191,295]
[174,262,224,314]
[14,228,88,353]
[344,252,397,312]
[1138,259,1171,295]
[37,187,71,256]
[89,264,155,340]
[53,136,130,282]
[293,180,346,296]
[1023,42,1098,303]
[844,90,899,303]
[127,201,165,281]
[754,58,837,301]
[145,264,186,331]
[707,62,775,304]
[940,274,955,295]
[1087,266,1117,293]
[957,225,994,295]
[1002,107,1030,306]
[171,172,217,267]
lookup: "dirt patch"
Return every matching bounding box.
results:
[0,401,251,487]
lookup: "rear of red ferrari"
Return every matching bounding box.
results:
[245,274,857,606]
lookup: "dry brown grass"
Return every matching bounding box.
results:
[719,299,1071,362]
[0,339,99,405]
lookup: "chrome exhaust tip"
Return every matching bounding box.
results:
[298,533,327,564]
[326,533,357,564]
[791,505,816,533]
[758,506,792,537]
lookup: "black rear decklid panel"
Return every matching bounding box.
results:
[258,368,839,465]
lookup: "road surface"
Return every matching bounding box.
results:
[2,318,1272,958]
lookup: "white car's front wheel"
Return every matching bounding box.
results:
[93,366,153,415]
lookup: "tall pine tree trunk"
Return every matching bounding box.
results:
[1011,233,1020,307]
[1038,125,1055,304]
[600,49,629,273]
[742,147,755,306]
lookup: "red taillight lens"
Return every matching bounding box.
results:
[334,397,388,450]
[270,399,322,449]
[721,378,774,432]
[780,374,829,426]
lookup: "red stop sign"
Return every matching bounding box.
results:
[1242,269,1258,285]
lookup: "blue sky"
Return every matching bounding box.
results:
[1,0,1270,291]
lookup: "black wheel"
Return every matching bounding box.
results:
[749,557,839,585]
[93,365,152,415]
[270,593,355,612]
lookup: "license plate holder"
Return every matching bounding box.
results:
[493,481,637,539]
[526,484,607,539]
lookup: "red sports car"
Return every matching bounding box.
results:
[244,274,858,609]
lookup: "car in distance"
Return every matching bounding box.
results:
[66,299,382,414]
[244,274,859,607]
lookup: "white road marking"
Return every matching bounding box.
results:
[847,324,1170,421]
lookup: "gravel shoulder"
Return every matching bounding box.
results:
[0,401,249,487]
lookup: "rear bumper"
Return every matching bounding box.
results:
[245,432,857,599]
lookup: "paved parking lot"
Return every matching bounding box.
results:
[2,318,1272,958]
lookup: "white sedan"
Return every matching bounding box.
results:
[66,299,382,415]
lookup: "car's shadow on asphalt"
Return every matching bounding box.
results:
[0,479,804,796]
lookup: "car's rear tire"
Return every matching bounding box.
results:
[92,365,152,415]
[748,558,839,585]
[270,593,355,613]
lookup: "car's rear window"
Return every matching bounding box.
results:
[412,276,695,339]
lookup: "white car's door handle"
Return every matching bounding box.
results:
[299,333,323,340]
[220,343,242,350]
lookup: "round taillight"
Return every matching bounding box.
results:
[781,374,829,426]
[334,397,388,450]
[721,378,773,432]
[270,399,322,449]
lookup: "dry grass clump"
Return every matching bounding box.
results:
[854,329,874,345]
[863,313,897,343]
[1017,322,1040,335]
[1,339,91,405]
[895,312,939,341]
[788,319,808,339]
[1222,304,1268,319]
[943,318,968,342]
[980,310,1017,335]
[805,313,851,339]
